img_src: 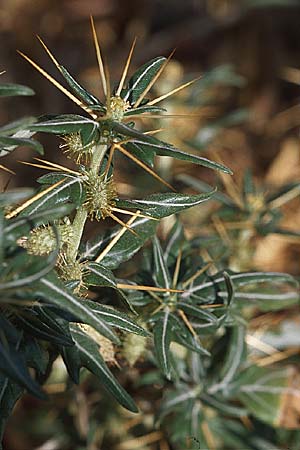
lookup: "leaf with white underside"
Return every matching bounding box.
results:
[29,114,99,136]
[70,325,138,412]
[84,299,149,336]
[153,309,174,379]
[182,271,298,300]
[0,136,43,155]
[82,216,157,268]
[34,274,120,344]
[122,57,166,104]
[20,174,83,215]
[117,190,216,219]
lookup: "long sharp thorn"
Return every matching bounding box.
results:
[5,179,65,219]
[134,49,176,108]
[111,207,159,221]
[34,158,81,175]
[36,35,61,70]
[17,51,96,118]
[19,159,80,176]
[0,164,15,175]
[95,211,140,263]
[116,37,137,97]
[172,248,182,289]
[116,284,183,293]
[147,76,202,106]
[124,113,203,120]
[105,63,111,108]
[115,143,176,192]
[90,15,107,97]
[108,211,137,236]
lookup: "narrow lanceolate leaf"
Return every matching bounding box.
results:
[82,216,158,268]
[0,83,34,97]
[84,262,117,288]
[124,141,156,167]
[233,365,294,426]
[126,136,232,174]
[183,271,298,299]
[34,274,120,344]
[84,300,149,336]
[83,262,133,311]
[59,65,104,108]
[152,236,171,289]
[0,116,36,136]
[122,57,166,104]
[200,393,247,417]
[216,326,246,392]
[70,325,138,412]
[29,114,99,136]
[164,220,184,265]
[0,136,43,155]
[0,341,45,399]
[118,190,216,219]
[20,174,83,215]
[124,105,165,116]
[16,313,74,347]
[153,309,173,379]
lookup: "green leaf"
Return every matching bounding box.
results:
[0,83,34,97]
[70,325,138,412]
[200,393,247,417]
[59,65,104,109]
[118,190,216,219]
[164,220,185,264]
[0,339,45,399]
[183,271,298,300]
[0,116,36,136]
[215,326,246,393]
[152,309,174,379]
[176,302,218,325]
[30,114,99,135]
[122,57,166,104]
[127,136,232,174]
[123,141,155,167]
[34,273,120,344]
[152,236,171,289]
[0,136,43,155]
[61,345,81,384]
[82,216,157,268]
[124,105,165,116]
[84,300,149,336]
[234,365,293,426]
[20,174,83,215]
[84,262,133,311]
[16,308,74,347]
[177,174,234,206]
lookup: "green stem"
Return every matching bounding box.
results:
[67,143,107,261]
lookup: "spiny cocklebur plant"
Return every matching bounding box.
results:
[0,18,232,446]
[1,20,299,449]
